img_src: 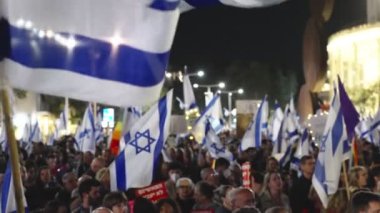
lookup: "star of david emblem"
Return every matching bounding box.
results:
[128,130,156,154]
[79,128,92,139]
[211,143,226,154]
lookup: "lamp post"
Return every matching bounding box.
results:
[165,66,205,81]
[218,88,244,129]
[193,82,225,106]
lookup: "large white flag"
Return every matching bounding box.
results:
[120,107,142,151]
[76,105,96,154]
[312,89,348,208]
[183,75,198,111]
[240,96,267,151]
[1,0,179,106]
[0,161,28,213]
[180,0,287,12]
[192,95,223,143]
[109,90,172,191]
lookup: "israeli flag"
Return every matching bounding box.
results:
[294,128,310,159]
[76,105,96,154]
[2,0,180,107]
[312,88,348,208]
[20,123,30,148]
[370,109,380,146]
[183,75,198,111]
[192,95,223,143]
[29,121,42,143]
[94,112,104,144]
[0,161,28,213]
[109,90,173,191]
[261,97,269,136]
[356,117,375,144]
[120,107,142,151]
[283,104,299,144]
[240,96,267,151]
[57,99,69,135]
[203,121,233,161]
[180,0,287,12]
[271,101,284,142]
[0,124,8,152]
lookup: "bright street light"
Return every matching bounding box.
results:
[193,83,199,88]
[218,82,225,88]
[238,88,244,94]
[197,70,205,77]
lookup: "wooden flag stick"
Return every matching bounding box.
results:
[342,160,351,201]
[0,88,25,213]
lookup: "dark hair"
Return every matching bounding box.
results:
[44,200,67,213]
[232,207,261,213]
[134,197,157,213]
[78,179,101,198]
[251,171,264,184]
[168,162,183,172]
[196,181,215,200]
[215,158,230,169]
[350,191,380,213]
[103,192,128,210]
[156,198,181,213]
[300,155,313,165]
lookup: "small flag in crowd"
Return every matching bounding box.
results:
[0,161,28,212]
[183,74,198,111]
[0,123,8,152]
[75,105,96,154]
[122,107,142,137]
[240,96,268,151]
[109,90,173,191]
[192,95,223,143]
[109,122,123,156]
[2,0,180,106]
[312,88,349,208]
[203,121,233,161]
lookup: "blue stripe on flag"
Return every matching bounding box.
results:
[254,105,262,148]
[1,162,12,213]
[331,109,343,156]
[153,95,168,176]
[115,149,126,190]
[184,0,221,7]
[9,25,168,87]
[150,0,180,10]
[194,95,219,125]
[288,130,298,139]
[188,102,198,110]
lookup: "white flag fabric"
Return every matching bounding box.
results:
[94,111,104,144]
[183,75,198,111]
[76,105,96,154]
[119,107,142,151]
[1,0,180,106]
[240,96,267,151]
[0,161,28,213]
[312,89,349,208]
[109,90,173,191]
[294,128,310,160]
[29,121,42,143]
[179,0,287,12]
[57,98,69,135]
[203,121,233,161]
[192,95,223,143]
[283,104,299,144]
[0,124,7,152]
[261,97,269,136]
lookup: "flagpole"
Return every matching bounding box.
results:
[342,160,351,200]
[0,88,25,213]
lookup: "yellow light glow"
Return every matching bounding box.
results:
[189,136,194,140]
[187,126,192,130]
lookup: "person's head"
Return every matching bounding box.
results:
[194,181,215,205]
[101,149,113,164]
[134,197,157,213]
[262,172,283,194]
[200,167,220,187]
[300,155,315,178]
[62,172,78,192]
[350,191,380,213]
[91,207,113,213]
[156,198,180,213]
[96,168,110,189]
[176,177,194,200]
[266,157,279,173]
[91,157,106,174]
[44,200,69,213]
[214,185,234,209]
[78,179,101,205]
[232,207,261,213]
[251,172,264,195]
[350,166,368,188]
[102,192,128,213]
[167,162,183,183]
[46,154,57,169]
[39,166,51,184]
[265,206,291,213]
[83,151,94,165]
[229,188,255,210]
[215,158,230,174]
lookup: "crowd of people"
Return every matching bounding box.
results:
[1,133,380,213]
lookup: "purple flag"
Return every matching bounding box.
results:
[338,76,359,140]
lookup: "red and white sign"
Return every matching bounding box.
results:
[242,162,251,188]
[135,182,169,202]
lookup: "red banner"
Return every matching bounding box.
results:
[135,182,169,202]
[242,162,251,188]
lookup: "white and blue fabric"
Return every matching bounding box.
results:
[119,107,142,151]
[179,0,287,12]
[183,75,198,111]
[29,121,42,143]
[312,88,349,208]
[56,99,69,136]
[261,97,269,136]
[1,0,180,106]
[203,121,233,161]
[76,105,96,154]
[192,95,223,143]
[0,161,28,213]
[283,104,299,144]
[94,112,104,144]
[240,96,267,151]
[271,102,285,155]
[0,124,8,152]
[109,90,173,191]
